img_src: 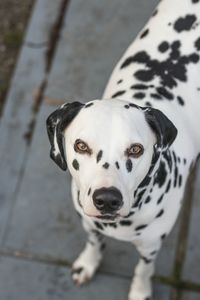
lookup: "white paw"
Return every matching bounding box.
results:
[71,264,94,286]
[128,277,152,300]
[71,251,101,286]
[128,290,151,300]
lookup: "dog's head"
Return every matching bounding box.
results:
[46,99,177,222]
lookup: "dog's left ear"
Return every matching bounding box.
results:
[144,107,177,149]
[46,101,84,171]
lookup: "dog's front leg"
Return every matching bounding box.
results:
[128,240,161,300]
[72,219,105,286]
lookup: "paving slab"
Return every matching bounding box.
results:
[182,292,200,300]
[45,0,159,102]
[182,165,200,284]
[0,255,170,300]
[0,0,63,243]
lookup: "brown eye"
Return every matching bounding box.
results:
[126,143,144,158]
[74,139,92,154]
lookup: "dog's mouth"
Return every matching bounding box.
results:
[94,214,120,222]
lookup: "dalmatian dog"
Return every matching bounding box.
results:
[46,0,200,299]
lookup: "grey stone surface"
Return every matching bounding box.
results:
[182,165,200,283]
[0,0,63,243]
[182,292,200,300]
[1,0,200,299]
[0,256,170,300]
[45,0,159,102]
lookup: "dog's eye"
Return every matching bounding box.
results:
[126,143,144,158]
[74,139,92,154]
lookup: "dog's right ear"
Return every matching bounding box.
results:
[46,101,84,171]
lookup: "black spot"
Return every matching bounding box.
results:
[150,250,157,256]
[72,267,83,275]
[140,28,149,39]
[103,222,117,229]
[117,79,123,84]
[152,9,158,17]
[135,69,154,82]
[151,93,162,100]
[103,162,109,169]
[174,166,178,187]
[115,161,120,169]
[172,151,177,163]
[135,224,148,231]
[165,179,171,193]
[174,15,197,32]
[156,209,164,218]
[163,150,172,172]
[138,175,151,189]
[95,222,104,230]
[145,196,151,204]
[133,189,146,208]
[97,150,103,163]
[145,101,152,107]
[131,84,149,90]
[156,87,174,100]
[120,220,132,226]
[154,161,167,188]
[124,211,135,218]
[121,51,149,69]
[85,102,94,108]
[126,159,133,172]
[142,256,152,264]
[129,103,139,109]
[184,158,187,165]
[120,42,199,104]
[192,0,200,4]
[157,194,164,205]
[158,41,169,53]
[190,53,199,63]
[112,90,126,98]
[72,159,79,170]
[179,175,182,187]
[88,188,91,196]
[161,233,166,240]
[177,96,185,106]
[133,92,146,99]
[124,104,130,109]
[195,37,200,50]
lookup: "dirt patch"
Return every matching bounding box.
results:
[0,0,35,116]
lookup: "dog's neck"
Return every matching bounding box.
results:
[131,147,177,212]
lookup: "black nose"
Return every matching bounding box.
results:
[93,187,123,214]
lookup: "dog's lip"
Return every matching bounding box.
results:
[94,214,120,222]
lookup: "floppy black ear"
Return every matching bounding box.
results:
[46,101,84,171]
[144,107,177,149]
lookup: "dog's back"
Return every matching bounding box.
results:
[104,0,200,159]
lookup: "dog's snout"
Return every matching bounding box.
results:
[93,187,123,213]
